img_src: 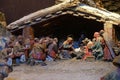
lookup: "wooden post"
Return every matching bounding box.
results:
[22,26,34,39]
[112,25,117,43]
[104,21,114,45]
[22,26,34,59]
[103,21,115,58]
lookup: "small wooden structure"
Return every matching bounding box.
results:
[6,0,120,56]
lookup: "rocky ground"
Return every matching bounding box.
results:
[5,59,116,80]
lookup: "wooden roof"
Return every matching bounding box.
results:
[6,0,120,31]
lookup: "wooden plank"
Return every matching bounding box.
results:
[73,13,79,16]
[85,56,95,62]
[56,11,63,14]
[45,14,52,18]
[66,11,74,14]
[77,13,85,16]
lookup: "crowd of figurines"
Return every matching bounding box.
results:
[0,29,120,79]
[0,29,118,65]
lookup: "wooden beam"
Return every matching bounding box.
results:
[7,0,79,29]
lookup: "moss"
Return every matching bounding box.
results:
[0,12,5,21]
[108,6,119,11]
[113,2,120,7]
[103,1,112,7]
[0,12,7,27]
[101,0,120,14]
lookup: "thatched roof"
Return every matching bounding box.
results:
[6,0,120,31]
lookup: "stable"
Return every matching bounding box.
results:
[7,0,120,47]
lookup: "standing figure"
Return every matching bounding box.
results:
[78,33,86,47]
[91,32,103,60]
[99,30,113,61]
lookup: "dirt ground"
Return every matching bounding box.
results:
[5,59,116,80]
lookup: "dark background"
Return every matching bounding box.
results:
[0,0,120,24]
[0,0,55,24]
